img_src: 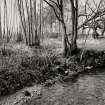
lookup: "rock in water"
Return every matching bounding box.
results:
[24,90,31,97]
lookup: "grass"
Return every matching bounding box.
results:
[0,42,60,96]
[1,38,105,97]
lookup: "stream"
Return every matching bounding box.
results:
[1,68,105,105]
[26,68,105,105]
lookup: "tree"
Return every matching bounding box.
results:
[17,0,28,45]
[0,6,2,39]
[43,0,78,56]
[17,0,40,46]
[70,0,78,52]
[78,0,105,37]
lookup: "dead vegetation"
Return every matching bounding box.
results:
[0,39,105,97]
[0,43,58,96]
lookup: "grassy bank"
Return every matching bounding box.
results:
[0,43,59,96]
[0,41,105,97]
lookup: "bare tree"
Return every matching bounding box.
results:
[17,0,28,45]
[0,6,2,39]
[17,0,40,46]
[78,0,105,33]
[70,0,78,52]
[43,0,78,56]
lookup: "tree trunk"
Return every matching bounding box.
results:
[34,0,40,46]
[17,0,28,45]
[70,0,78,53]
[101,22,105,36]
[60,0,71,56]
[0,7,2,39]
[92,27,99,39]
[61,19,71,56]
[62,22,68,56]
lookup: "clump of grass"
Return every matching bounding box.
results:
[20,52,58,81]
[0,47,15,57]
[0,46,58,96]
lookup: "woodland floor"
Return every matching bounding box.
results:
[0,38,105,105]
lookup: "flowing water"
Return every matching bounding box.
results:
[26,68,105,105]
[1,68,105,105]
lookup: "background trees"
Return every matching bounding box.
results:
[0,0,105,56]
[17,0,40,46]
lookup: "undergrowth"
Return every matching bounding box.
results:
[0,46,59,96]
[0,44,105,97]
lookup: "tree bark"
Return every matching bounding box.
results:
[0,7,2,39]
[70,0,78,53]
